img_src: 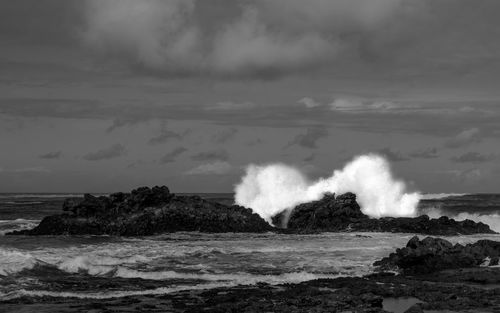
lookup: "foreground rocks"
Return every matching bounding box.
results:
[273,192,495,235]
[3,268,500,312]
[3,237,500,312]
[8,186,272,235]
[374,235,500,274]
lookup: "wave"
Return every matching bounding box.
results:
[3,201,44,205]
[235,154,420,224]
[58,254,150,275]
[1,282,235,300]
[420,193,466,200]
[0,194,86,199]
[0,219,40,235]
[0,249,39,276]
[0,271,345,300]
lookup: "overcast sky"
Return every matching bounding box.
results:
[1,0,500,193]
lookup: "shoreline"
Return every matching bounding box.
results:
[2,268,500,312]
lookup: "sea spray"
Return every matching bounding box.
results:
[234,154,421,224]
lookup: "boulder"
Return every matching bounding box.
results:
[374,236,500,274]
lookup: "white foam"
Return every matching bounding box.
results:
[0,249,38,276]
[1,282,227,300]
[235,154,420,224]
[420,193,466,200]
[112,268,342,284]
[0,271,345,300]
[58,254,150,275]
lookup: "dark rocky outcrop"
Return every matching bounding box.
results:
[8,186,273,236]
[374,235,500,274]
[273,192,495,235]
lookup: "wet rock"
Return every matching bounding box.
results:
[8,186,273,236]
[273,193,495,235]
[404,304,424,313]
[374,236,500,274]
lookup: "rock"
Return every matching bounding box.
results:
[273,193,495,235]
[404,304,424,313]
[374,236,500,274]
[272,192,366,231]
[8,186,273,236]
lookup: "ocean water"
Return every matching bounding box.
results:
[1,193,500,301]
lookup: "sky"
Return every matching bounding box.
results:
[1,0,500,193]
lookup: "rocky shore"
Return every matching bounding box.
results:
[3,236,500,312]
[8,186,272,235]
[274,192,495,235]
[7,186,495,236]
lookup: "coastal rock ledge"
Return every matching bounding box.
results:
[8,186,272,235]
[273,192,495,235]
[7,187,496,236]
[374,235,500,274]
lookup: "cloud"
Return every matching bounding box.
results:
[445,128,481,148]
[83,144,126,161]
[409,147,439,159]
[149,130,183,145]
[159,147,187,164]
[298,97,322,109]
[0,166,51,174]
[447,168,482,183]
[286,126,328,149]
[451,152,498,163]
[211,128,238,144]
[329,98,403,112]
[106,117,149,133]
[80,0,405,77]
[377,147,408,162]
[184,161,232,175]
[191,149,229,162]
[39,151,62,159]
[206,101,256,111]
[303,153,315,162]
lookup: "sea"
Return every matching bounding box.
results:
[1,193,500,302]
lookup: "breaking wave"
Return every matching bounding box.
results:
[235,154,421,224]
[0,249,38,276]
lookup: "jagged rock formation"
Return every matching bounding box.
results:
[272,192,495,235]
[374,235,500,274]
[8,186,273,236]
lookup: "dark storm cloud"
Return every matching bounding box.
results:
[286,127,328,149]
[451,152,498,164]
[39,151,62,160]
[377,148,408,162]
[85,0,500,78]
[409,148,439,159]
[190,150,229,162]
[2,0,500,80]
[159,147,187,164]
[83,144,126,161]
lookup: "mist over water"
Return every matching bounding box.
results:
[235,154,421,224]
